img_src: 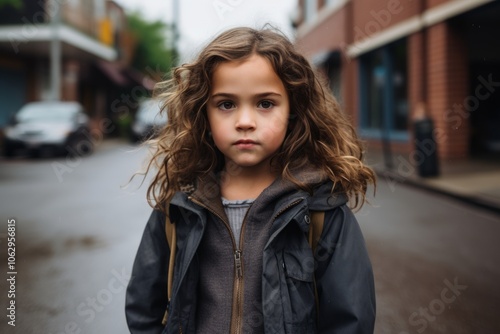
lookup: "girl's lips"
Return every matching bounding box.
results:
[234,139,257,149]
[234,139,256,144]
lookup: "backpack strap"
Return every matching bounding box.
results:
[309,211,325,254]
[162,209,325,326]
[309,210,325,323]
[162,205,176,326]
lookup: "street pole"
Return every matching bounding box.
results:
[172,0,179,65]
[50,0,62,101]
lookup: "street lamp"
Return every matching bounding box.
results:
[50,0,62,101]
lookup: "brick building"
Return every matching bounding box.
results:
[295,0,500,163]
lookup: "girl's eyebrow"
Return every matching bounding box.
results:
[210,92,283,99]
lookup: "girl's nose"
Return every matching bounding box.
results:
[235,107,256,131]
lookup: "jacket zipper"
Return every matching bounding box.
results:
[272,198,303,222]
[189,196,248,334]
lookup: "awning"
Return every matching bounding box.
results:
[96,61,157,90]
[0,23,117,61]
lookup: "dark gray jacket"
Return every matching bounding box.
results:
[126,170,376,334]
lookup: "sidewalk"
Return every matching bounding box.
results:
[365,148,500,215]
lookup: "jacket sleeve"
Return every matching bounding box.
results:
[315,205,376,334]
[125,209,169,334]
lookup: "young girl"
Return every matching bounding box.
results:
[126,26,376,334]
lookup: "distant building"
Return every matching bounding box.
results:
[295,0,500,161]
[0,0,152,136]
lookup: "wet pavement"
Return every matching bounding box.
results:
[0,140,152,333]
[359,175,500,334]
[0,140,499,333]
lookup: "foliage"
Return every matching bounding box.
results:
[127,11,177,78]
[0,0,23,9]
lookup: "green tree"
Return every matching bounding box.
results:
[0,0,23,9]
[127,12,177,78]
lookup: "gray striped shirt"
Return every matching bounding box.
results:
[221,197,254,247]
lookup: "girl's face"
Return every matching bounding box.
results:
[207,54,290,174]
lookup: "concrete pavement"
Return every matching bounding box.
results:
[365,148,500,215]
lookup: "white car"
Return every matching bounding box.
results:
[130,99,168,142]
[3,101,93,158]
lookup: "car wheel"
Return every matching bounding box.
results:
[29,148,39,158]
[38,146,59,158]
[3,144,15,157]
[67,136,93,157]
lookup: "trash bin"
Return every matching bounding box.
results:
[413,118,439,177]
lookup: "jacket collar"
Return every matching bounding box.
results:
[180,165,347,219]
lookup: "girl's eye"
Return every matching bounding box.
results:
[218,101,235,110]
[259,100,274,109]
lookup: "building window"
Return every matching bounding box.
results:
[359,38,409,140]
[324,52,342,104]
[328,63,342,103]
[304,0,317,23]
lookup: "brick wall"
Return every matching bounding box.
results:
[352,0,419,43]
[296,0,473,161]
[296,7,349,57]
[427,22,469,160]
[427,0,450,9]
[343,57,358,126]
[408,31,425,112]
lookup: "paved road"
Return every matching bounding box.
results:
[0,140,499,333]
[0,140,152,333]
[358,175,500,334]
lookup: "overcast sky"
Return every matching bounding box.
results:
[114,0,298,62]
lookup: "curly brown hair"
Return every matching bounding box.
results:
[145,26,375,211]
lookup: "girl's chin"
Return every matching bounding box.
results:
[225,159,272,171]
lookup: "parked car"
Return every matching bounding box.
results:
[3,101,92,158]
[130,99,167,142]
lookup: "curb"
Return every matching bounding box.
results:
[374,168,500,216]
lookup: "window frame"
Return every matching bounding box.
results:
[358,38,409,142]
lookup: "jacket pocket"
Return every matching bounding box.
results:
[279,249,317,334]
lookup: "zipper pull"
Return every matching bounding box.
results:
[234,250,243,278]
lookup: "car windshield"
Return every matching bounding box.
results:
[16,103,78,123]
[137,100,167,124]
